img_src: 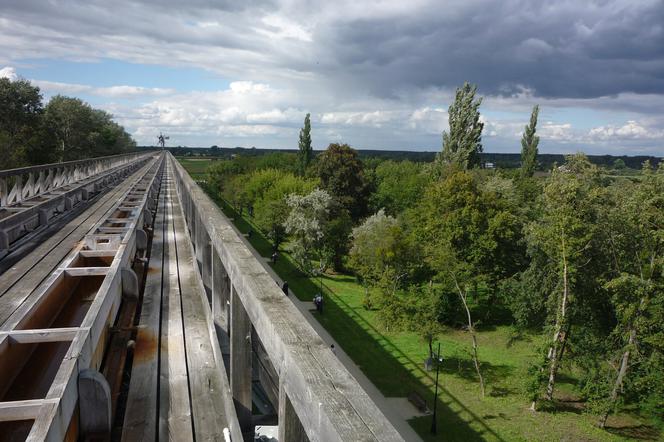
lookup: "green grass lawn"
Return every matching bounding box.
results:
[178,158,659,442]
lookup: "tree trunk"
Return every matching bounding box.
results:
[545,241,569,402]
[452,275,485,397]
[471,333,486,397]
[557,322,572,367]
[598,328,635,428]
[428,334,434,361]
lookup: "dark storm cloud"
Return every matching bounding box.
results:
[3,0,662,100]
[310,0,664,99]
[0,0,275,52]
[1,0,663,154]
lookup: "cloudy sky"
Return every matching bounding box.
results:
[1,0,663,154]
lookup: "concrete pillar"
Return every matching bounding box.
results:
[195,214,204,267]
[189,209,196,248]
[278,379,308,442]
[201,237,212,298]
[212,249,228,326]
[230,285,253,436]
[0,230,9,250]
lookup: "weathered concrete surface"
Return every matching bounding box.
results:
[123,161,241,442]
[170,153,404,442]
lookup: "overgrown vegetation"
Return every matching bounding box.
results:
[181,81,662,441]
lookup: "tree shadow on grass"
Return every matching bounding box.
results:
[437,355,512,386]
[329,274,359,284]
[605,423,661,440]
[316,282,509,442]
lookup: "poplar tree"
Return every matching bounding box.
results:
[439,82,484,169]
[297,113,312,175]
[520,105,540,178]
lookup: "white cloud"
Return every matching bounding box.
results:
[407,107,447,134]
[33,79,175,98]
[588,120,664,141]
[539,122,575,143]
[0,66,17,80]
[259,15,312,42]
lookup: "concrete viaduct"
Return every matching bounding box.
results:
[0,151,405,441]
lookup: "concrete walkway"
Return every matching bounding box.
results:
[233,229,425,442]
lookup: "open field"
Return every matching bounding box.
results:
[177,157,219,180]
[179,157,660,442]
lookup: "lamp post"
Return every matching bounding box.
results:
[431,342,442,435]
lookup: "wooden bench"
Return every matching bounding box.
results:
[408,391,430,414]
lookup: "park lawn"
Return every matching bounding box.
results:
[178,158,656,442]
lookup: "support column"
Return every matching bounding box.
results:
[201,237,212,296]
[278,378,308,442]
[212,250,229,330]
[231,284,253,436]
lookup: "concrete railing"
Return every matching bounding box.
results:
[0,152,151,208]
[0,152,154,252]
[170,152,404,442]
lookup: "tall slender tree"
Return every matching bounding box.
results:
[298,113,312,175]
[520,105,540,178]
[439,82,484,169]
[527,154,605,407]
[597,163,664,427]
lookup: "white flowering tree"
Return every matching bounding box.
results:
[283,188,332,274]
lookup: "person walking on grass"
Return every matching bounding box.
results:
[282,281,289,296]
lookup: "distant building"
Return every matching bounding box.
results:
[484,162,495,169]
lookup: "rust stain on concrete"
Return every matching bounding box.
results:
[133,329,158,363]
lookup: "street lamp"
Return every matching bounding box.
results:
[431,342,442,435]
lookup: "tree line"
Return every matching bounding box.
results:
[205,82,662,429]
[0,77,136,169]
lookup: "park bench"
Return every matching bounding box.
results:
[407,391,430,414]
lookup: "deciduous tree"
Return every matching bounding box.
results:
[349,209,418,305]
[0,77,44,168]
[317,143,371,220]
[283,188,332,274]
[526,154,606,407]
[596,162,664,427]
[254,173,317,250]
